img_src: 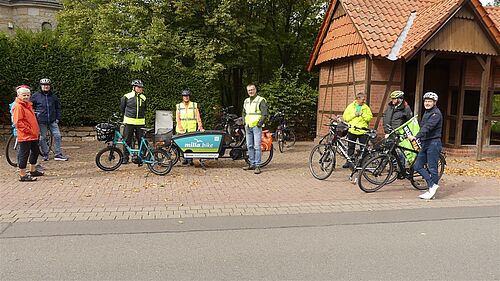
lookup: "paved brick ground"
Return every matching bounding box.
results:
[0,141,498,223]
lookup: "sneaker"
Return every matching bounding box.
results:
[182,160,189,165]
[54,154,68,161]
[254,167,261,174]
[419,184,439,200]
[19,174,37,182]
[342,162,351,169]
[243,165,255,171]
[29,170,44,177]
[121,158,129,165]
[419,191,431,199]
[42,155,49,161]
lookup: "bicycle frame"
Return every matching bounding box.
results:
[110,129,156,165]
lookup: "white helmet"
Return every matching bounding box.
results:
[39,78,51,85]
[423,92,438,101]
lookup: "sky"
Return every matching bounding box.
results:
[480,0,493,5]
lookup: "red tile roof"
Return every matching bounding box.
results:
[316,12,368,64]
[307,0,500,71]
[485,6,500,41]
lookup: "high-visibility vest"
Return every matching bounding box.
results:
[176,102,198,133]
[244,96,265,128]
[123,91,146,125]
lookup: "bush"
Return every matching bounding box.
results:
[258,68,318,139]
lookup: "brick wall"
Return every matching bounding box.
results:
[464,58,482,88]
[0,125,96,142]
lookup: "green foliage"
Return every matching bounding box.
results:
[259,68,318,138]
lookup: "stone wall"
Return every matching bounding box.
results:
[0,1,61,34]
[0,124,96,142]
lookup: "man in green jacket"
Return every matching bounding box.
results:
[342,92,373,168]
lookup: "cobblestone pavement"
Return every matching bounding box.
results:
[0,141,498,223]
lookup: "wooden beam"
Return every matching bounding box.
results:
[424,52,437,66]
[365,58,372,105]
[476,56,491,160]
[414,51,426,118]
[374,62,398,130]
[475,55,486,70]
[455,59,466,147]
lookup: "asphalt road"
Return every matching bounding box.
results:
[1,206,499,280]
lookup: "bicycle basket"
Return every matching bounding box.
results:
[95,123,116,142]
[155,128,173,145]
[336,122,349,137]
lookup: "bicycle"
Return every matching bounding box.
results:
[5,129,53,167]
[357,131,446,193]
[309,116,378,180]
[94,114,173,175]
[271,112,296,153]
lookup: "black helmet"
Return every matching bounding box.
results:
[39,78,51,85]
[181,90,191,96]
[131,79,144,87]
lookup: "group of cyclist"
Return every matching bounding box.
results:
[11,78,442,199]
[340,90,443,199]
[10,79,68,182]
[120,81,267,174]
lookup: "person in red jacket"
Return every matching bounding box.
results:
[11,85,44,182]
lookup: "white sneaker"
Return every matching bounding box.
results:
[420,184,439,200]
[419,191,431,199]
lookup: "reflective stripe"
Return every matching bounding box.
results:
[176,102,198,133]
[123,91,146,125]
[244,96,264,128]
[123,116,145,125]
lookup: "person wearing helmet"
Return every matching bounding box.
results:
[31,78,68,161]
[383,90,413,134]
[120,79,147,164]
[408,92,442,200]
[175,89,204,165]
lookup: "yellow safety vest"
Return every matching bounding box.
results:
[123,91,146,125]
[176,102,198,133]
[244,96,265,128]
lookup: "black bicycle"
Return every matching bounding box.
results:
[5,129,53,167]
[271,112,296,153]
[309,116,378,181]
[357,131,446,192]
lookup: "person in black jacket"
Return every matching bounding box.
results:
[31,78,68,161]
[383,90,413,134]
[408,92,442,200]
[120,79,147,164]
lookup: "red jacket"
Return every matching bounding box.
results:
[12,97,40,142]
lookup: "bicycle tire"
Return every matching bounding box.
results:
[309,144,336,180]
[357,154,394,193]
[277,131,284,153]
[5,134,17,167]
[95,146,123,171]
[167,144,181,166]
[244,144,274,168]
[38,129,54,157]
[147,149,173,176]
[286,130,296,148]
[410,153,446,190]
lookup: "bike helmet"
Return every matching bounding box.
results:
[181,90,191,96]
[390,90,404,99]
[39,78,51,85]
[423,92,438,101]
[131,79,144,87]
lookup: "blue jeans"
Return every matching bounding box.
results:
[413,140,442,188]
[245,125,262,167]
[39,121,62,156]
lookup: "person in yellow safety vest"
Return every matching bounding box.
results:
[176,89,204,165]
[242,83,268,175]
[120,79,146,164]
[342,92,373,168]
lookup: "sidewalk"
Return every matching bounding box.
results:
[0,141,498,223]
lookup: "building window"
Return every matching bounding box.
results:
[41,22,52,30]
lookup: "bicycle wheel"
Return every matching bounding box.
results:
[277,130,285,153]
[5,134,18,167]
[357,154,394,193]
[286,129,296,148]
[309,144,335,180]
[244,144,274,168]
[95,146,123,171]
[167,145,181,166]
[39,129,53,156]
[410,153,446,190]
[147,149,173,176]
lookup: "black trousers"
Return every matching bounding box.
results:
[123,124,143,159]
[347,132,368,159]
[18,140,40,169]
